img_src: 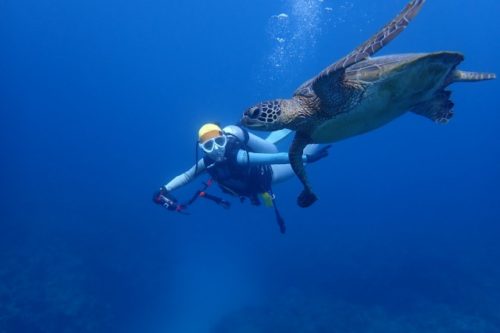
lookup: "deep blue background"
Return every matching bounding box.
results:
[1,0,499,332]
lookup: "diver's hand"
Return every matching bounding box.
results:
[152,187,167,204]
[153,187,178,211]
[306,145,332,163]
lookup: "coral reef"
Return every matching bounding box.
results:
[0,243,111,333]
[211,290,500,333]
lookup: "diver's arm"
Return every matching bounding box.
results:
[235,150,307,166]
[163,159,206,192]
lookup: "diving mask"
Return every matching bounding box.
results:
[200,134,227,161]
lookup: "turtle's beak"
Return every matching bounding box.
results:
[240,118,253,129]
[241,107,259,128]
[240,115,258,129]
[240,111,252,127]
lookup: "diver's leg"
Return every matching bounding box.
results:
[271,164,295,184]
[271,144,320,184]
[247,131,278,153]
[264,129,293,145]
[224,125,278,153]
[303,144,320,155]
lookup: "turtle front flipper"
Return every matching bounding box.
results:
[290,132,317,208]
[330,0,425,73]
[294,0,426,100]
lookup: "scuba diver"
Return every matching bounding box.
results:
[153,123,330,233]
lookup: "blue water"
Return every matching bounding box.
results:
[1,0,499,332]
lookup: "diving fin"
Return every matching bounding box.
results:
[268,190,286,234]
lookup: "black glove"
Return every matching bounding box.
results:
[153,187,178,211]
[306,145,332,163]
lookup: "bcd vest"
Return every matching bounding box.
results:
[203,134,273,200]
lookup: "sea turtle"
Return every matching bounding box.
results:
[240,0,496,208]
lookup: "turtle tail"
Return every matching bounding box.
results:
[450,70,496,83]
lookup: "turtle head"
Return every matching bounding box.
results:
[241,100,286,131]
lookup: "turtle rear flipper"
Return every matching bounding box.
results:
[411,90,454,124]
